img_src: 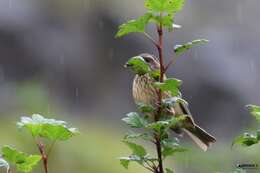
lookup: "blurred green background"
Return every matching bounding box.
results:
[0,0,260,172]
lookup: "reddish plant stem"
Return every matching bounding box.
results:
[37,142,48,173]
[154,15,165,173]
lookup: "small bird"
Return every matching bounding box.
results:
[125,53,216,151]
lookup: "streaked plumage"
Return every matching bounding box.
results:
[130,53,216,151]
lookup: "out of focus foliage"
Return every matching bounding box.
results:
[233,105,260,147]
[2,146,41,173]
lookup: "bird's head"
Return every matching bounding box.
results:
[124,53,160,75]
[139,53,160,70]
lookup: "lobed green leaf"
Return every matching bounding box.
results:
[119,155,142,169]
[146,116,187,133]
[17,114,79,141]
[151,14,174,31]
[116,13,153,38]
[124,132,152,142]
[136,102,155,113]
[2,146,41,173]
[123,141,147,157]
[162,138,187,158]
[125,56,150,75]
[146,121,170,132]
[174,39,209,56]
[122,112,149,128]
[120,158,130,169]
[145,0,185,14]
[233,133,259,147]
[162,145,188,158]
[119,155,157,169]
[154,78,182,96]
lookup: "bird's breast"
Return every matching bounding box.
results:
[132,74,158,106]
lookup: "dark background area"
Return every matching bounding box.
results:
[0,0,260,172]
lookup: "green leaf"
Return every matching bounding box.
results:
[166,168,174,173]
[119,155,142,169]
[2,146,41,173]
[168,115,188,128]
[124,132,152,141]
[246,105,260,123]
[136,102,155,113]
[174,39,209,56]
[119,155,157,169]
[162,138,188,158]
[162,97,188,108]
[151,14,174,31]
[162,138,179,147]
[17,114,79,141]
[0,158,9,173]
[150,69,160,80]
[145,0,185,13]
[146,116,187,133]
[125,56,150,75]
[233,133,258,147]
[120,158,130,169]
[123,141,147,157]
[146,121,170,132]
[162,146,188,158]
[122,112,148,128]
[161,14,174,31]
[154,78,182,96]
[116,13,153,38]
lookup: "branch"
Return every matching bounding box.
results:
[165,57,175,72]
[35,139,48,173]
[154,12,165,173]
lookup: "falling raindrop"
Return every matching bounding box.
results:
[184,152,191,169]
[0,66,4,82]
[82,0,90,9]
[75,88,79,97]
[98,20,104,29]
[108,48,115,61]
[60,55,65,65]
[47,104,50,114]
[193,49,198,60]
[8,0,12,8]
[249,59,255,73]
[236,1,244,24]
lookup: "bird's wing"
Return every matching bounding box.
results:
[173,99,196,126]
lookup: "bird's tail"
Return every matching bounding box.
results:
[183,125,216,151]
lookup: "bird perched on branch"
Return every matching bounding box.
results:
[125,53,216,151]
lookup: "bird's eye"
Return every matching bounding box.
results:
[144,58,152,63]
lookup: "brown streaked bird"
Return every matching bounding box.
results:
[125,53,216,151]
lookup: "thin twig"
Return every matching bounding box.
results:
[165,57,175,72]
[144,160,155,170]
[144,32,159,48]
[141,164,154,172]
[47,140,57,157]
